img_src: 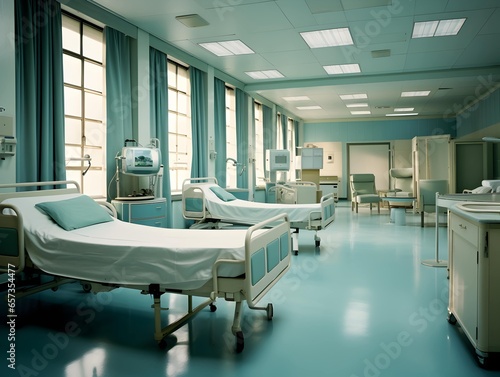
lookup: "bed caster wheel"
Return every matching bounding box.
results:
[266,303,273,320]
[447,313,457,325]
[81,283,92,293]
[158,339,167,349]
[235,331,244,353]
[209,303,217,312]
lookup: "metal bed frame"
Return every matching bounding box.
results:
[0,180,291,352]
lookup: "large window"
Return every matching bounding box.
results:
[225,87,237,188]
[254,102,265,186]
[62,13,105,196]
[168,61,191,192]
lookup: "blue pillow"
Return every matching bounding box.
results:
[210,186,237,202]
[35,195,113,231]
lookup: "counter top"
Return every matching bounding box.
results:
[449,202,500,224]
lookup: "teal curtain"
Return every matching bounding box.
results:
[294,120,299,149]
[105,27,133,199]
[281,113,288,150]
[214,78,227,187]
[150,47,172,227]
[236,88,249,188]
[15,0,66,187]
[190,67,208,178]
[262,105,274,178]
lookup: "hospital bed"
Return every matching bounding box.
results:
[0,180,291,353]
[182,177,335,254]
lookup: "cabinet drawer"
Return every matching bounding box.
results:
[451,214,478,246]
[130,202,166,219]
[135,217,166,228]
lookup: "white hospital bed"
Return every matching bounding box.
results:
[182,177,335,254]
[0,181,291,353]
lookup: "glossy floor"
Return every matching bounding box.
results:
[2,203,499,377]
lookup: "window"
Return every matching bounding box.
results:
[62,13,105,197]
[254,102,265,186]
[225,87,237,188]
[168,61,191,192]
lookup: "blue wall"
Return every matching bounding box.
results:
[303,117,456,143]
[455,88,500,138]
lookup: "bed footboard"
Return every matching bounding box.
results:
[0,204,25,273]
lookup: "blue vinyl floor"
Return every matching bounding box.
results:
[2,202,500,377]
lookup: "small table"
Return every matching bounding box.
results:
[381,196,416,225]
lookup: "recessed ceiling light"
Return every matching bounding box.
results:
[283,96,310,101]
[297,106,322,110]
[346,103,368,108]
[401,91,430,97]
[351,110,371,115]
[340,93,368,100]
[412,18,466,38]
[199,40,254,56]
[245,70,284,79]
[386,113,419,117]
[300,28,354,48]
[394,107,415,112]
[324,64,361,75]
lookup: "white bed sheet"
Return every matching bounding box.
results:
[195,184,322,224]
[3,194,251,290]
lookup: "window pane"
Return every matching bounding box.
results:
[85,92,103,120]
[83,169,104,196]
[63,54,81,86]
[65,145,82,161]
[168,89,177,110]
[65,117,82,145]
[84,61,103,92]
[168,113,177,133]
[177,67,188,93]
[178,115,189,136]
[64,87,82,117]
[84,146,103,166]
[83,25,103,62]
[84,120,105,147]
[62,16,80,54]
[177,92,188,114]
[168,63,177,87]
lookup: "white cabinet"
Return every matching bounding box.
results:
[448,210,500,366]
[112,198,167,227]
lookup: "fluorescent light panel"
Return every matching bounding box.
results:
[283,96,310,101]
[401,91,430,97]
[386,113,419,117]
[297,106,322,110]
[300,27,354,48]
[346,103,368,108]
[245,70,284,79]
[412,18,466,38]
[351,110,371,115]
[324,63,361,75]
[394,107,414,112]
[340,93,368,100]
[199,40,254,56]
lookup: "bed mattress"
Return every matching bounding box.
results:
[195,184,323,224]
[3,194,251,290]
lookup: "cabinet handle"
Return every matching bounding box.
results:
[459,224,467,230]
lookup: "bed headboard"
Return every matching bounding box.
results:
[0,180,81,203]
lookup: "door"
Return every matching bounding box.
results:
[455,143,485,193]
[348,143,390,199]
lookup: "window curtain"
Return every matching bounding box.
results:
[214,78,227,187]
[236,88,249,188]
[15,0,66,187]
[105,27,133,200]
[150,47,172,227]
[281,113,288,150]
[294,120,299,149]
[262,104,274,179]
[190,67,208,178]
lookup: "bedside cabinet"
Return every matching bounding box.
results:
[112,198,167,227]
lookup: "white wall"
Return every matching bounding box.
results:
[0,0,16,186]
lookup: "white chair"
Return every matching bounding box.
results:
[418,179,448,227]
[350,174,381,213]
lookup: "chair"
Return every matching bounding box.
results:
[388,168,414,208]
[350,174,381,213]
[418,179,448,227]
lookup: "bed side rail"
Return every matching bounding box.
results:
[244,213,291,307]
[0,204,25,273]
[319,193,335,228]
[182,186,207,220]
